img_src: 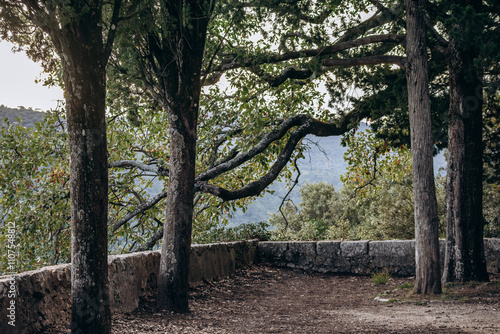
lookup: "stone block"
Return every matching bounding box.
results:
[340,241,370,275]
[108,250,160,313]
[285,241,316,270]
[315,241,350,273]
[340,240,369,258]
[256,241,289,266]
[485,238,500,273]
[233,240,258,268]
[369,240,415,276]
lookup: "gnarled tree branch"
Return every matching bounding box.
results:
[111,189,168,232]
[109,159,169,176]
[195,108,369,201]
[322,55,406,69]
[210,34,405,74]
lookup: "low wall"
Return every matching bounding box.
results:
[0,240,257,334]
[1,238,498,333]
[257,238,500,276]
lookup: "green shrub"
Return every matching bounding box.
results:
[484,183,500,238]
[193,221,271,244]
[268,129,449,242]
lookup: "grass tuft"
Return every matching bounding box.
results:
[371,268,391,285]
[397,282,414,290]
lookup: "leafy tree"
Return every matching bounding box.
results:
[0,112,70,273]
[326,0,500,285]
[0,0,127,331]
[105,0,412,311]
[424,0,500,284]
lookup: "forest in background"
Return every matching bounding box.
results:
[0,105,447,226]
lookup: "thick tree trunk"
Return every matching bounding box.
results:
[404,0,442,295]
[443,0,488,283]
[156,0,211,313]
[157,100,198,313]
[58,13,111,334]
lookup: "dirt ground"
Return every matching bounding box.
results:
[44,265,500,334]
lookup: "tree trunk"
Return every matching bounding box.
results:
[404,0,442,295]
[157,100,198,313]
[58,12,111,334]
[156,0,211,313]
[443,0,488,283]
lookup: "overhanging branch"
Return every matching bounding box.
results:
[210,34,405,74]
[109,160,169,176]
[322,55,406,69]
[195,109,369,201]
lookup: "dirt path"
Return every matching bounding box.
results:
[45,265,500,333]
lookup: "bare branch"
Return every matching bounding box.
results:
[278,157,301,234]
[137,227,164,251]
[423,14,448,50]
[104,0,122,64]
[269,67,314,87]
[109,159,169,176]
[111,189,168,232]
[210,34,405,73]
[322,55,406,69]
[337,1,404,43]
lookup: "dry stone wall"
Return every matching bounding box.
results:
[257,239,500,276]
[0,240,257,334]
[0,238,499,333]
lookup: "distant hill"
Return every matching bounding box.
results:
[0,106,446,226]
[0,105,46,128]
[228,124,447,226]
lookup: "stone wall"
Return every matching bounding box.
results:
[0,240,257,334]
[257,238,500,276]
[1,238,498,333]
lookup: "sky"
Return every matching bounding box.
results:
[0,41,63,111]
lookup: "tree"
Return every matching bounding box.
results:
[329,0,500,285]
[442,0,490,283]
[403,0,441,294]
[0,1,124,332]
[109,0,408,311]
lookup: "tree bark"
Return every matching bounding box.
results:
[443,0,488,283]
[156,0,211,313]
[11,0,116,332]
[54,4,111,333]
[157,99,199,313]
[404,0,442,295]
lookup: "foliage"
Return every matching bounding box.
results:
[483,87,500,238]
[484,182,500,238]
[4,0,499,277]
[1,0,414,275]
[269,129,447,242]
[0,110,70,274]
[193,221,271,244]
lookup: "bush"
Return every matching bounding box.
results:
[268,129,448,241]
[193,221,271,244]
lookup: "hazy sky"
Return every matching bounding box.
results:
[0,41,63,111]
